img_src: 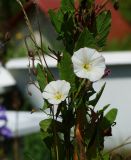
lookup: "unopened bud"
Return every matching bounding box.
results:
[102,68,111,78]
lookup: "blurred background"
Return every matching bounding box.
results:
[0,0,131,159]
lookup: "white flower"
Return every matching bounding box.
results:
[42,80,70,105]
[71,47,106,82]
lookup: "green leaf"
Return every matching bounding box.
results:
[89,83,106,107]
[102,154,110,160]
[40,130,51,140]
[61,12,75,53]
[44,135,54,150]
[36,63,47,92]
[39,119,52,132]
[96,11,111,47]
[98,104,110,114]
[61,12,74,36]
[42,100,48,110]
[104,108,118,125]
[45,68,54,82]
[75,28,95,51]
[61,0,74,12]
[58,51,75,90]
[48,10,63,33]
[40,118,64,133]
[102,108,118,129]
[24,153,35,160]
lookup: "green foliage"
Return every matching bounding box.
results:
[49,0,75,54]
[39,119,54,152]
[98,104,110,114]
[61,0,75,11]
[48,10,64,34]
[58,51,75,90]
[119,0,131,23]
[23,0,117,159]
[89,83,106,107]
[42,100,48,110]
[39,118,65,159]
[0,0,122,158]
[60,12,75,53]
[102,154,110,160]
[36,63,47,92]
[49,0,75,30]
[102,108,118,129]
[106,35,131,51]
[96,11,111,48]
[40,118,52,132]
[23,133,50,160]
[75,28,95,51]
[0,0,26,19]
[36,63,54,92]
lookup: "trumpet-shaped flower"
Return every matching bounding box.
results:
[71,47,106,82]
[42,80,70,105]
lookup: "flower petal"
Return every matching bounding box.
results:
[48,98,62,105]
[60,81,71,95]
[71,47,106,81]
[88,68,105,81]
[42,91,53,100]
[42,80,70,105]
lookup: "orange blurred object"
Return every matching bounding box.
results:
[38,0,61,12]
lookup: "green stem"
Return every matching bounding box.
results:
[52,106,59,160]
[74,79,86,100]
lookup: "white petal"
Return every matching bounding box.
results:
[48,98,61,105]
[75,69,90,79]
[71,56,83,66]
[60,81,71,95]
[73,63,83,71]
[42,91,53,99]
[71,47,106,81]
[52,80,70,94]
[89,50,102,61]
[83,47,96,62]
[56,80,65,92]
[89,68,105,81]
[44,81,57,93]
[91,56,105,68]
[42,80,71,104]
[73,48,86,63]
